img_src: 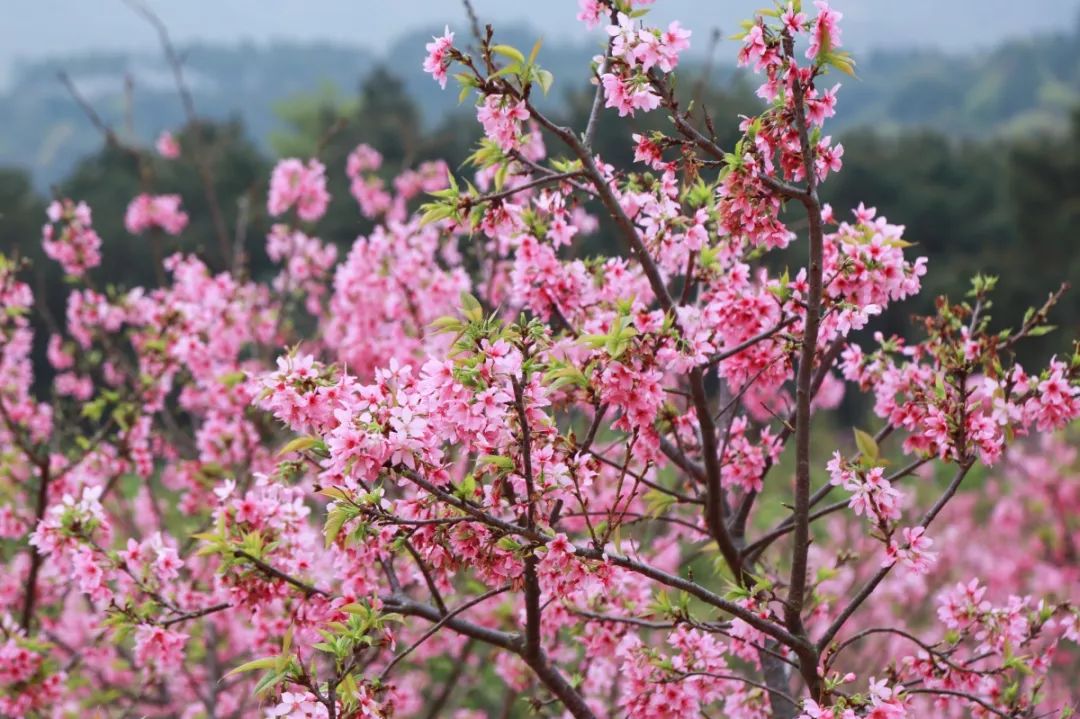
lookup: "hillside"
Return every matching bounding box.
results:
[2,17,1080,188]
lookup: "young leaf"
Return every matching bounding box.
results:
[324,505,350,548]
[491,44,525,64]
[278,435,322,456]
[853,427,879,463]
[225,656,280,677]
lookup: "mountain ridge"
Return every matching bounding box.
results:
[3,17,1079,188]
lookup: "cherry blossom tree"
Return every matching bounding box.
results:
[2,1,1078,718]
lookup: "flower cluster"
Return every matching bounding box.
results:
[268,158,331,222]
[266,224,338,313]
[41,198,102,276]
[476,94,531,152]
[124,193,189,235]
[422,26,455,89]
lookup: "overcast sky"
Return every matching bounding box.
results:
[4,0,1079,85]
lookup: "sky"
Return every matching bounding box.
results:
[3,0,1079,86]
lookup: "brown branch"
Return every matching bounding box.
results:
[583,8,617,152]
[785,47,825,657]
[704,316,796,368]
[122,0,232,270]
[404,539,449,615]
[422,639,474,719]
[379,585,509,679]
[522,99,677,316]
[731,336,846,541]
[470,170,584,206]
[161,602,232,627]
[664,670,798,709]
[817,460,975,651]
[690,365,744,579]
[19,460,51,631]
[903,688,1016,719]
[234,550,329,597]
[461,0,486,52]
[512,376,542,659]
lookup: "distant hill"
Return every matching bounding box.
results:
[835,22,1080,136]
[0,42,379,188]
[3,18,1080,188]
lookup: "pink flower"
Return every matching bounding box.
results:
[799,700,835,719]
[423,26,455,89]
[346,143,383,177]
[266,691,330,718]
[806,83,841,126]
[133,625,188,673]
[155,130,180,159]
[655,21,692,71]
[268,158,331,222]
[476,95,530,151]
[601,73,660,117]
[782,3,808,34]
[576,0,606,29]
[632,132,665,169]
[738,24,770,70]
[72,549,106,595]
[42,198,101,276]
[807,1,843,59]
[125,193,189,235]
[885,526,937,575]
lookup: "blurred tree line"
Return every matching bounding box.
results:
[2,65,1078,379]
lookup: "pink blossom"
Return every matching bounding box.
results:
[42,198,101,276]
[807,1,843,59]
[125,193,189,235]
[577,0,606,29]
[423,26,455,89]
[268,158,331,222]
[155,130,180,158]
[601,73,660,117]
[476,94,530,151]
[133,625,188,673]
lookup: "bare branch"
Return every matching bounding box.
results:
[121,0,233,270]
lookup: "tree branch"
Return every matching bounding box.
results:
[122,0,232,270]
[817,460,975,651]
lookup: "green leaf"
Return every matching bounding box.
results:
[536,69,555,95]
[853,427,879,462]
[324,505,350,548]
[1028,325,1057,337]
[278,435,322,456]
[317,486,352,501]
[644,488,676,517]
[339,671,360,701]
[419,203,454,226]
[225,656,280,677]
[544,364,589,390]
[491,44,525,64]
[477,454,516,472]
[527,38,543,65]
[81,397,107,422]
[822,50,858,78]
[459,292,484,322]
[217,370,247,388]
[457,473,477,498]
[253,669,287,695]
